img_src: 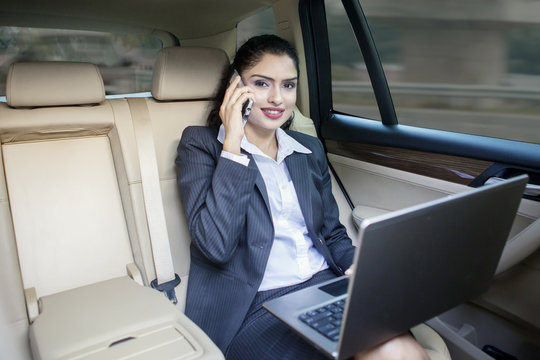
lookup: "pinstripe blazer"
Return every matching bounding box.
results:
[176,126,355,352]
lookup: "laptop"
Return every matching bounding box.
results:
[263,174,528,359]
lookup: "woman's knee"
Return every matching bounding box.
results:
[354,333,429,360]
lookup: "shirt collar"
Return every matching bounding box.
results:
[217,124,311,163]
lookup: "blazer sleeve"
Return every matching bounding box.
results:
[313,138,356,271]
[176,127,259,264]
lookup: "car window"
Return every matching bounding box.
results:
[237,7,276,48]
[0,27,162,99]
[325,0,381,121]
[325,1,539,144]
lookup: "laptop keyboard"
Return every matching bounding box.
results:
[298,299,345,342]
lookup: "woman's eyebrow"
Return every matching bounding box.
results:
[249,74,298,82]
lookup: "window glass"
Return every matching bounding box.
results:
[237,7,277,48]
[325,1,539,144]
[325,0,381,121]
[368,8,540,144]
[0,27,162,98]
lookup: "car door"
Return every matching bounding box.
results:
[299,0,540,359]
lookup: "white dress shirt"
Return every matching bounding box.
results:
[217,125,329,291]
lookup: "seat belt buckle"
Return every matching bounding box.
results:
[151,274,181,305]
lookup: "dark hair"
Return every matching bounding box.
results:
[207,34,299,128]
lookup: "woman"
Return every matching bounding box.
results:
[176,34,428,360]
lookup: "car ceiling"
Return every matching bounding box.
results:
[0,0,277,40]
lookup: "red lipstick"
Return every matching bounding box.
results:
[261,107,285,119]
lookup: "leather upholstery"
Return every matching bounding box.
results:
[1,62,133,298]
[6,61,105,107]
[1,59,224,359]
[152,46,229,101]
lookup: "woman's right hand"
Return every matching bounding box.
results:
[219,75,254,155]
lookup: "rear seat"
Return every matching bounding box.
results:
[2,61,137,300]
[0,61,223,359]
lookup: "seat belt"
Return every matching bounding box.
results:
[127,98,180,304]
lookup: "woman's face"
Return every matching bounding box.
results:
[242,53,297,132]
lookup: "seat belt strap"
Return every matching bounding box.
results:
[127,98,180,304]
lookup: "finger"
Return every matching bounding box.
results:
[236,91,254,105]
[221,89,253,119]
[222,75,242,105]
[220,91,254,126]
[220,77,242,120]
[220,92,254,122]
[228,85,252,109]
[222,84,248,116]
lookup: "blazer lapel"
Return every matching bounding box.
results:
[244,151,314,234]
[285,153,314,232]
[247,153,272,218]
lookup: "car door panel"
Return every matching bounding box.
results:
[323,116,540,337]
[326,140,494,186]
[302,0,540,355]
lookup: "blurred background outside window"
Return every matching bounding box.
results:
[0,27,162,98]
[326,0,540,144]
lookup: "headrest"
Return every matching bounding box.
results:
[152,46,229,101]
[6,62,105,107]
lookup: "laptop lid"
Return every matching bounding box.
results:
[264,175,528,359]
[339,174,527,358]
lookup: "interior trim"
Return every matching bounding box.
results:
[326,140,493,185]
[322,114,540,170]
[341,0,397,125]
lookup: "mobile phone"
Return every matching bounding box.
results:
[229,70,253,124]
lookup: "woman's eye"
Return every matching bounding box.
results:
[283,82,296,90]
[254,80,269,87]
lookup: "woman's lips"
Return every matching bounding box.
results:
[261,107,285,119]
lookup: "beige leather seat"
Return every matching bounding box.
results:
[117,46,230,311]
[0,61,222,360]
[2,61,136,303]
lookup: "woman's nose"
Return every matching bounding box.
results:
[268,87,283,105]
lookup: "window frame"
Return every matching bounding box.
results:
[299,0,540,177]
[300,0,397,130]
